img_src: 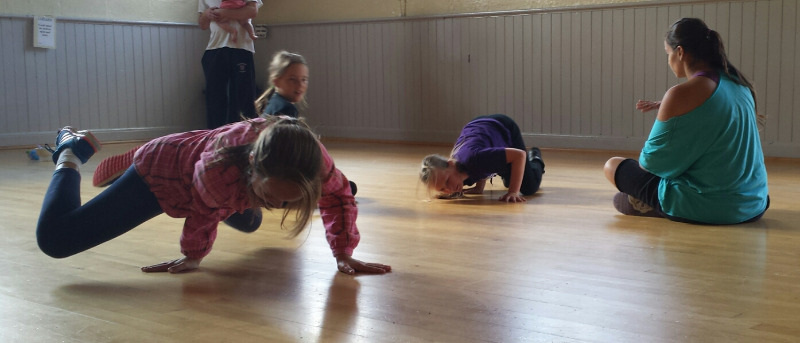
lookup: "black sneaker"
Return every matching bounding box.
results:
[349,180,358,196]
[527,147,545,174]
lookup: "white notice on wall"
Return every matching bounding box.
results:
[254,25,268,39]
[34,16,56,49]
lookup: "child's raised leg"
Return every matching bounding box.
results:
[37,128,163,258]
[241,19,257,40]
[38,166,164,258]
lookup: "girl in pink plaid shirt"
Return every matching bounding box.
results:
[37,116,391,275]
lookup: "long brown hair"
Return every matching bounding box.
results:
[214,116,322,237]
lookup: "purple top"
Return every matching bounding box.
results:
[452,118,514,184]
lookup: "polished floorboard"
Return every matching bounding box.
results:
[1,140,798,343]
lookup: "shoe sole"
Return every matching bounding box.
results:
[77,130,102,153]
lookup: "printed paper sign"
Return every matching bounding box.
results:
[254,25,269,39]
[34,16,56,49]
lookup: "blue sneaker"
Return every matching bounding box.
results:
[45,126,102,164]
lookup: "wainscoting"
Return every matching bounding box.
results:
[258,0,799,157]
[0,17,207,146]
[2,0,799,157]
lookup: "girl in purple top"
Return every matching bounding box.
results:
[420,114,545,203]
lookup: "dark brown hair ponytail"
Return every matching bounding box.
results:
[666,18,763,125]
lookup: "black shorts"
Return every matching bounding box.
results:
[614,158,664,213]
[614,158,769,224]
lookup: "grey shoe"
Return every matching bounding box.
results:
[612,192,661,217]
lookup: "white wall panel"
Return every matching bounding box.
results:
[778,0,797,143]
[253,0,799,157]
[0,17,206,146]
[794,1,800,143]
[2,0,799,158]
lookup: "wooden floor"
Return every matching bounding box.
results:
[1,140,799,343]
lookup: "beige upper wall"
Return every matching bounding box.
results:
[258,0,404,24]
[0,0,199,23]
[0,0,651,24]
[407,0,649,16]
[260,0,650,24]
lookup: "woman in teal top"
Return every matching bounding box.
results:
[603,18,769,225]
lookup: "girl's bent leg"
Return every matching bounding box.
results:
[519,157,543,196]
[36,166,163,258]
[223,208,263,233]
[604,157,627,187]
[488,114,544,196]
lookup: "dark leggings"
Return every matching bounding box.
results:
[223,208,262,233]
[614,158,768,224]
[475,114,544,195]
[36,166,163,258]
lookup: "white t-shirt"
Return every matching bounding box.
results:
[198,0,263,53]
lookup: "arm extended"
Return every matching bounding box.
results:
[500,148,527,203]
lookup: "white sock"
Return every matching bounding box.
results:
[55,148,81,171]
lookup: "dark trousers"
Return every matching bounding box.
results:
[201,47,257,129]
[476,114,544,195]
[37,166,163,258]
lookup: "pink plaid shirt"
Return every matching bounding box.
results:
[133,119,359,259]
